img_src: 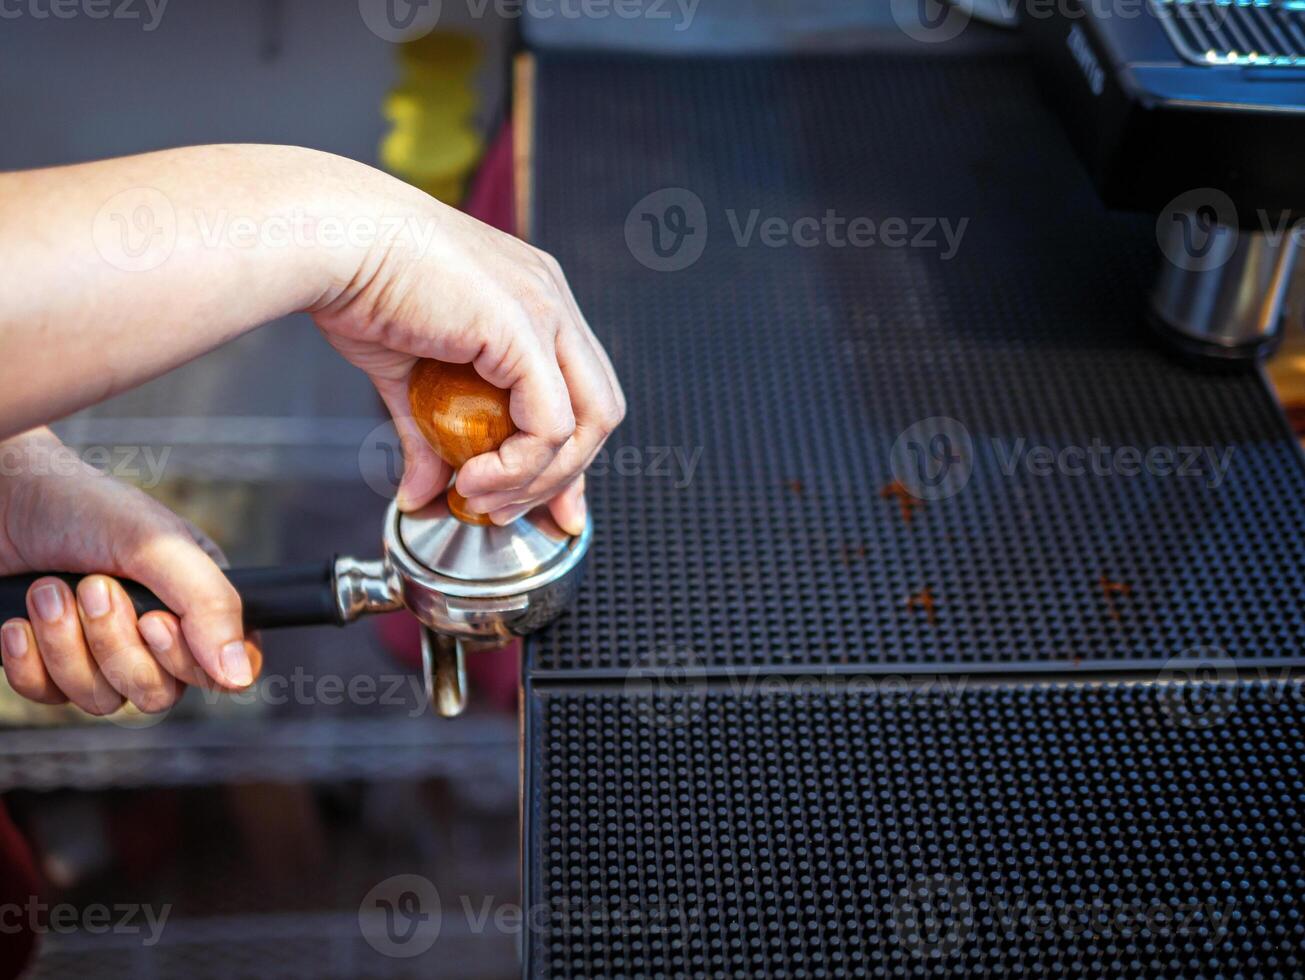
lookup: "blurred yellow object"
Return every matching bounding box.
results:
[380,31,485,205]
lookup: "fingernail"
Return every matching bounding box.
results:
[139,618,172,653]
[220,640,254,687]
[1,623,28,659]
[32,585,64,624]
[78,578,111,619]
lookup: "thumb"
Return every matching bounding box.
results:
[372,374,452,512]
[118,522,252,690]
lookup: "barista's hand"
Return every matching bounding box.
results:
[311,183,624,534]
[1,145,623,537]
[0,429,260,714]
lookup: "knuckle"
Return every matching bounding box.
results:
[37,635,80,669]
[78,691,126,717]
[133,683,178,715]
[190,582,243,620]
[541,417,576,449]
[8,673,46,704]
[597,397,626,432]
[522,289,564,328]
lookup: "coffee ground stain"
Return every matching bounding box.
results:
[880,480,922,525]
[1098,573,1132,621]
[906,587,938,626]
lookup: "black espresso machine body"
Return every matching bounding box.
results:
[1024,0,1305,361]
[1024,0,1305,219]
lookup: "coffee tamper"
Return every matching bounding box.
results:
[0,359,592,717]
[384,358,592,714]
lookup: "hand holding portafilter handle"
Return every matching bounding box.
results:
[0,362,517,626]
[407,359,517,525]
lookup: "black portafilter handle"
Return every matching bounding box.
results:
[0,562,343,631]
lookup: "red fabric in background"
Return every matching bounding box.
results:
[464,117,517,235]
[0,801,43,977]
[376,117,522,715]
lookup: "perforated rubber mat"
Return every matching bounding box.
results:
[523,49,1305,980]
[527,52,1305,675]
[527,679,1305,977]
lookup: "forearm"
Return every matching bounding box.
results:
[0,144,388,438]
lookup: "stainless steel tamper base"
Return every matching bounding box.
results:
[334,498,591,717]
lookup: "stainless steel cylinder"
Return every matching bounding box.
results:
[1150,216,1301,363]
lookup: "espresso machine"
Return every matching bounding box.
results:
[1023,0,1305,362]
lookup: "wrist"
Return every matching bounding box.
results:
[276,149,437,313]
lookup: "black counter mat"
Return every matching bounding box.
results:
[525,679,1305,977]
[526,52,1305,676]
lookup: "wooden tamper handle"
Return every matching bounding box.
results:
[408,359,517,525]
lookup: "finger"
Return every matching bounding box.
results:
[138,611,263,692]
[76,576,180,715]
[372,374,453,512]
[465,322,620,527]
[460,325,619,515]
[456,317,576,496]
[546,476,588,536]
[484,474,589,530]
[1,619,66,705]
[543,255,626,418]
[26,578,124,716]
[117,529,253,690]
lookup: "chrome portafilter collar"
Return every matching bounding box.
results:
[380,497,592,715]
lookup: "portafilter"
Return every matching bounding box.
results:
[0,359,592,717]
